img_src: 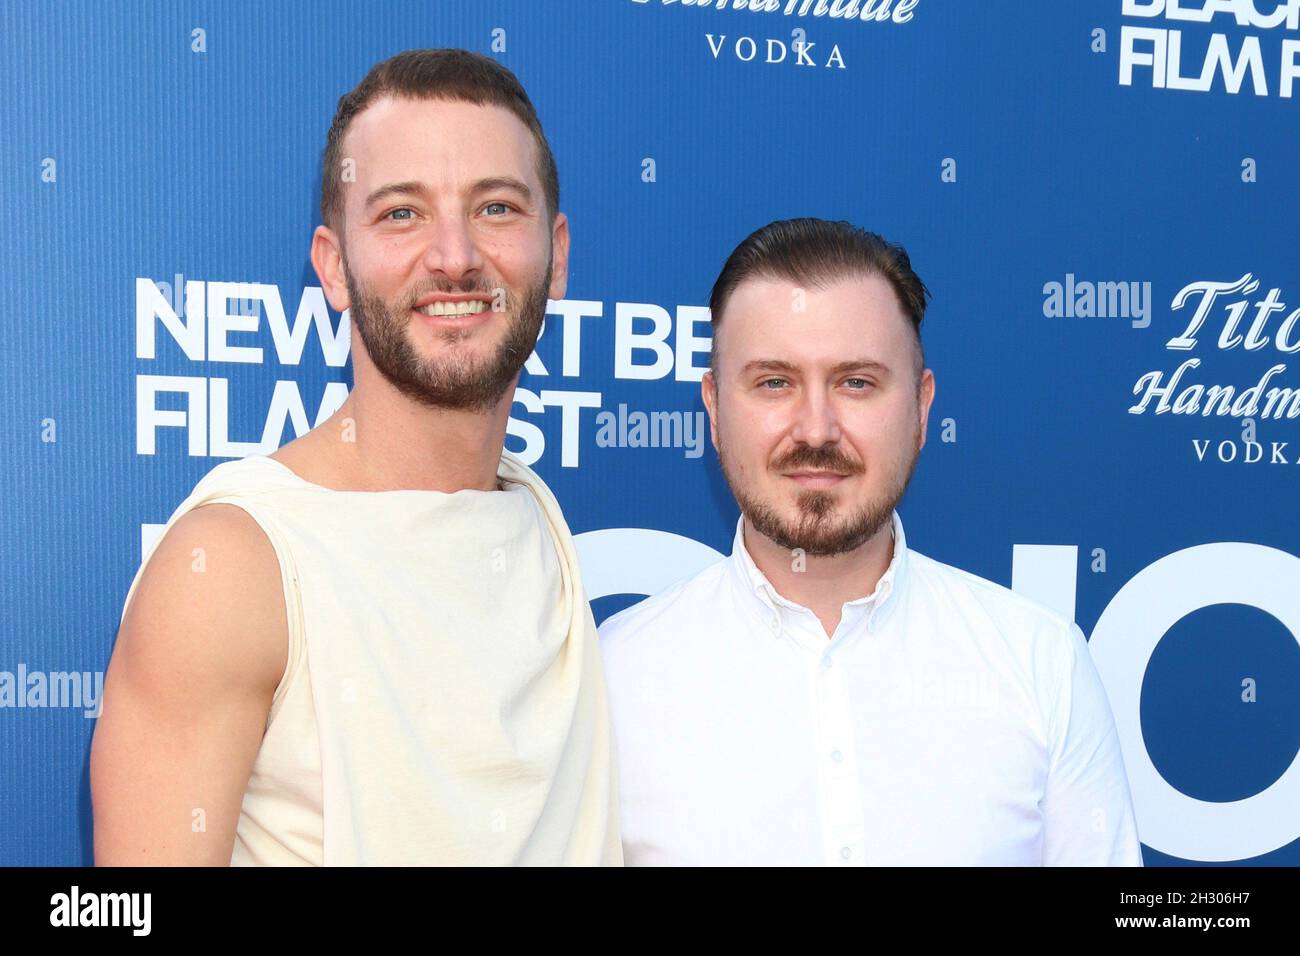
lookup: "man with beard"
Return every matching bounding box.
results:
[91,50,621,866]
[598,218,1142,866]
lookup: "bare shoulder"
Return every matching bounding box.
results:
[94,503,289,864]
[118,502,288,700]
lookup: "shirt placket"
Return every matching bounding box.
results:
[810,618,867,867]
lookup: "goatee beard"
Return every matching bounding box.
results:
[719,436,917,558]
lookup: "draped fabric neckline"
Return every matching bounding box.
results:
[256,455,512,497]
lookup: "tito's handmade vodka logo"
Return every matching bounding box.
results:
[630,0,925,71]
[1128,273,1300,421]
[1127,272,1300,466]
[631,0,918,23]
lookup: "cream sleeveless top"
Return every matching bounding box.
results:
[120,450,622,866]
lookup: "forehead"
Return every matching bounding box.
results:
[717,272,914,371]
[341,95,537,200]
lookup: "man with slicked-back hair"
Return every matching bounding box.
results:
[600,218,1141,867]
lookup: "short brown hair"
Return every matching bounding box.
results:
[319,49,559,234]
[709,218,929,374]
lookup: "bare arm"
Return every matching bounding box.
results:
[90,504,288,865]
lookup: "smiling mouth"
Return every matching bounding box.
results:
[414,299,491,317]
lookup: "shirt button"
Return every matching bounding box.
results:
[821,654,833,669]
[831,749,843,763]
[840,846,852,860]
[769,617,780,634]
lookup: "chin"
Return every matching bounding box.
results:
[410,326,491,353]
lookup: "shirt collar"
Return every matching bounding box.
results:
[727,510,910,635]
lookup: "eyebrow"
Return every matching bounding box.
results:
[363,177,534,210]
[740,359,893,377]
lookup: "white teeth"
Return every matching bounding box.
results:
[416,299,490,317]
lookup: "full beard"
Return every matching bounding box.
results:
[343,258,550,414]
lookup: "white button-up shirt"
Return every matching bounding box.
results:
[598,512,1143,866]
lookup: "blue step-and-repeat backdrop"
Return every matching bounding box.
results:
[2,0,1298,866]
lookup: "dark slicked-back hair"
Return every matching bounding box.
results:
[320,48,559,235]
[708,218,930,376]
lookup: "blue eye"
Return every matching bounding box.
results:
[844,378,870,389]
[483,202,512,216]
[386,208,414,221]
[762,378,787,389]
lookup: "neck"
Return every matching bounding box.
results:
[319,359,516,493]
[743,515,896,639]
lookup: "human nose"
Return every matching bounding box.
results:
[419,211,486,286]
[788,386,842,448]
